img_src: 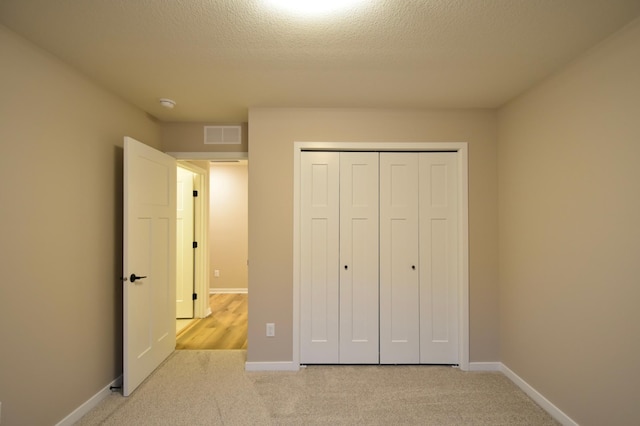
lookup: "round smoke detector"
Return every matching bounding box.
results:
[159,98,176,109]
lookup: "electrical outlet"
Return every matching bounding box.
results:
[266,323,275,337]
[214,269,220,278]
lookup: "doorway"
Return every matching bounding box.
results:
[174,157,249,350]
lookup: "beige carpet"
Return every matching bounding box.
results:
[76,350,559,425]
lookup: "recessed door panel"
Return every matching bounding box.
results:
[309,218,331,342]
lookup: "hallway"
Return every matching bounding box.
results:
[176,294,248,350]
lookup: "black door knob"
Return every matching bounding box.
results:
[130,274,147,283]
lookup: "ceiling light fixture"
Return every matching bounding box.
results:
[159,98,176,109]
[264,0,366,16]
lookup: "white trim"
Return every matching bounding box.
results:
[457,144,470,371]
[292,143,301,367]
[55,376,122,426]
[167,151,248,160]
[292,142,469,368]
[245,361,300,371]
[501,364,578,426]
[210,287,248,294]
[468,362,502,372]
[295,141,467,152]
[175,161,207,174]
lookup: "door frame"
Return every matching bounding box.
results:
[168,151,248,318]
[293,142,469,370]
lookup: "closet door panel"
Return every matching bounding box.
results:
[380,153,420,364]
[419,153,459,364]
[339,152,379,364]
[301,152,340,363]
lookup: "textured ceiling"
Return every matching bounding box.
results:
[1,0,640,122]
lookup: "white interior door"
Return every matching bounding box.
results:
[379,153,420,364]
[123,137,176,396]
[419,152,459,364]
[339,152,379,364]
[176,166,195,319]
[300,151,340,363]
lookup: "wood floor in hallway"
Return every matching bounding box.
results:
[176,293,247,350]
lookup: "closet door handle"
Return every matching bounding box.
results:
[411,265,416,270]
[344,265,348,270]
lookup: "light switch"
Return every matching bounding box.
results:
[266,323,275,337]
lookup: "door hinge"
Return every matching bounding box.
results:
[193,241,198,248]
[193,190,198,197]
[192,293,198,300]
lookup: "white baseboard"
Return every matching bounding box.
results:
[468,362,502,371]
[500,364,578,426]
[245,361,299,371]
[465,362,577,425]
[55,375,122,426]
[210,288,248,294]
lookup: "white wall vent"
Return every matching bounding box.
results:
[204,125,242,145]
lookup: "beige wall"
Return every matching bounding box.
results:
[497,19,640,425]
[209,164,248,290]
[0,25,160,425]
[247,108,499,362]
[161,121,248,153]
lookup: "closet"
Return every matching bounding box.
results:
[300,150,459,365]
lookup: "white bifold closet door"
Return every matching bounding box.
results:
[300,151,379,364]
[379,152,459,364]
[301,151,458,365]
